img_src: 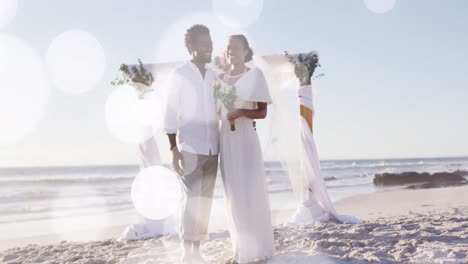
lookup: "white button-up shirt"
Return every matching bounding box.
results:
[164,61,219,155]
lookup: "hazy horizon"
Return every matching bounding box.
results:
[2,155,468,169]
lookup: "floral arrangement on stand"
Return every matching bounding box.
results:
[111,59,154,99]
[284,51,323,84]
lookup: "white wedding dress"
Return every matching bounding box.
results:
[118,136,179,240]
[289,84,361,226]
[218,68,276,263]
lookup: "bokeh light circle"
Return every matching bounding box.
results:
[105,87,165,144]
[131,166,182,220]
[363,0,397,14]
[46,30,106,94]
[155,12,245,63]
[0,34,49,145]
[212,0,264,29]
[0,0,17,29]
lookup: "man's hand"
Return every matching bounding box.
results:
[171,146,184,176]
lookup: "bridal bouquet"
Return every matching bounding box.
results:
[213,53,238,131]
[213,79,238,131]
[284,51,322,84]
[111,59,154,99]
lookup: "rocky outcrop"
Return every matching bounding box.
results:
[373,170,468,188]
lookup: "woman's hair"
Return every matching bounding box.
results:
[185,24,210,54]
[229,34,253,62]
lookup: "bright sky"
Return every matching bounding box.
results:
[1,0,467,167]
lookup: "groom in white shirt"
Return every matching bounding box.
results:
[164,24,219,263]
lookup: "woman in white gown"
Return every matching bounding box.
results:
[289,71,361,226]
[217,35,275,263]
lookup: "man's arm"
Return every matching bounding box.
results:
[166,133,183,176]
[163,72,183,175]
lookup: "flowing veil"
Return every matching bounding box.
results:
[252,55,361,225]
[252,55,307,202]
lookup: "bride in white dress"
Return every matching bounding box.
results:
[217,35,275,263]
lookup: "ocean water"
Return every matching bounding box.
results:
[1,157,467,227]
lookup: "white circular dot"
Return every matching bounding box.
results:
[133,90,165,130]
[212,0,264,29]
[0,34,49,145]
[0,0,17,29]
[46,30,106,94]
[131,166,182,220]
[105,86,161,144]
[155,12,244,63]
[364,0,397,14]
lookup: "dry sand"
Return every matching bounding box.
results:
[1,186,467,264]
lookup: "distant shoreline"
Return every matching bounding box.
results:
[2,155,468,170]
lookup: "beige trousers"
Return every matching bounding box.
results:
[179,151,218,241]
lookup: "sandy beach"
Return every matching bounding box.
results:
[1,185,467,264]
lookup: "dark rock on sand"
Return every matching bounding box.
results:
[373,170,468,188]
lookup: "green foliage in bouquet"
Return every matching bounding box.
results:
[284,51,322,84]
[111,59,154,87]
[213,79,238,131]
